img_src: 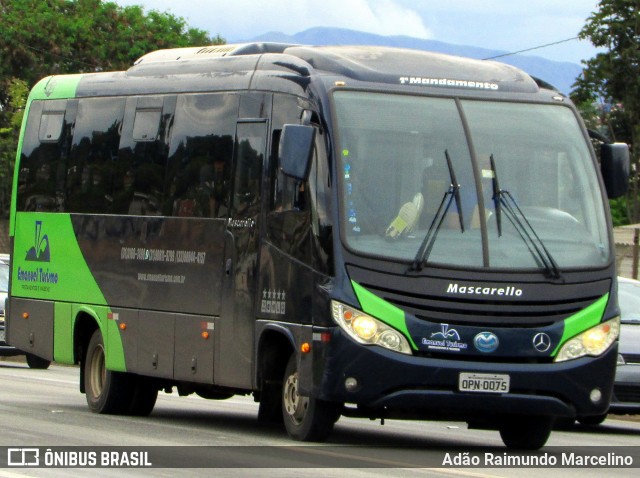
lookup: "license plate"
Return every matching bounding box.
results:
[459,372,510,393]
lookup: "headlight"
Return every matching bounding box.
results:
[555,317,619,362]
[331,301,412,355]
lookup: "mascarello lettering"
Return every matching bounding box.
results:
[446,282,523,297]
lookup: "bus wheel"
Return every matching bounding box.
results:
[281,355,341,441]
[258,381,283,424]
[25,353,51,369]
[128,376,158,416]
[84,329,132,414]
[498,415,553,450]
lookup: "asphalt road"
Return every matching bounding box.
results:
[1,360,639,477]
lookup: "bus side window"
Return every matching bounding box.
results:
[269,131,307,214]
[231,123,265,218]
[113,96,171,216]
[166,93,237,218]
[18,100,72,213]
[68,97,126,214]
[267,128,313,264]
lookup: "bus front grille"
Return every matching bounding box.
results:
[346,265,611,327]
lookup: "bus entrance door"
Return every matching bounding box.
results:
[217,122,267,388]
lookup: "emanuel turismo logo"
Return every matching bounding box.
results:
[474,332,499,353]
[422,323,468,352]
[25,220,50,262]
[431,324,460,340]
[17,220,58,288]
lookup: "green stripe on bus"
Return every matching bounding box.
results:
[12,212,126,371]
[552,294,609,356]
[53,302,73,364]
[351,281,418,350]
[28,74,83,101]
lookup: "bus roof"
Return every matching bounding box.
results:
[132,43,544,93]
[33,43,556,101]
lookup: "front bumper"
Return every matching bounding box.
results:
[312,329,617,420]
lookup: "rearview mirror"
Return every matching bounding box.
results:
[601,143,630,199]
[279,124,315,180]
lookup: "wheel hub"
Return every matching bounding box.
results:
[89,344,105,398]
[283,370,308,424]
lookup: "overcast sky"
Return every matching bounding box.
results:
[112,0,602,64]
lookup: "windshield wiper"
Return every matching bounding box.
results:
[490,156,562,280]
[409,150,464,272]
[489,154,502,236]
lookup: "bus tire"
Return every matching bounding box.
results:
[258,381,283,424]
[25,353,51,369]
[498,415,553,450]
[282,355,341,441]
[84,329,133,414]
[128,376,158,416]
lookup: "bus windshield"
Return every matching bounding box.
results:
[334,91,610,270]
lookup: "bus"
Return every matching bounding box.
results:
[6,43,629,449]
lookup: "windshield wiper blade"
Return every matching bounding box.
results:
[446,150,465,233]
[491,158,562,279]
[409,150,464,272]
[489,154,502,237]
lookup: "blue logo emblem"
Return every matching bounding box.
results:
[25,221,50,262]
[474,332,499,353]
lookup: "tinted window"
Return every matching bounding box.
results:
[17,100,73,212]
[67,97,126,213]
[18,94,241,218]
[166,94,237,217]
[231,123,265,218]
[113,96,173,216]
[267,125,332,271]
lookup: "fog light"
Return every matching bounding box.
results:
[345,377,359,392]
[590,388,602,404]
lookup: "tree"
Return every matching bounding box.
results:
[0,0,224,106]
[0,0,225,216]
[572,0,640,225]
[0,78,28,216]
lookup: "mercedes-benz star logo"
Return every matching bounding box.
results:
[533,333,551,353]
